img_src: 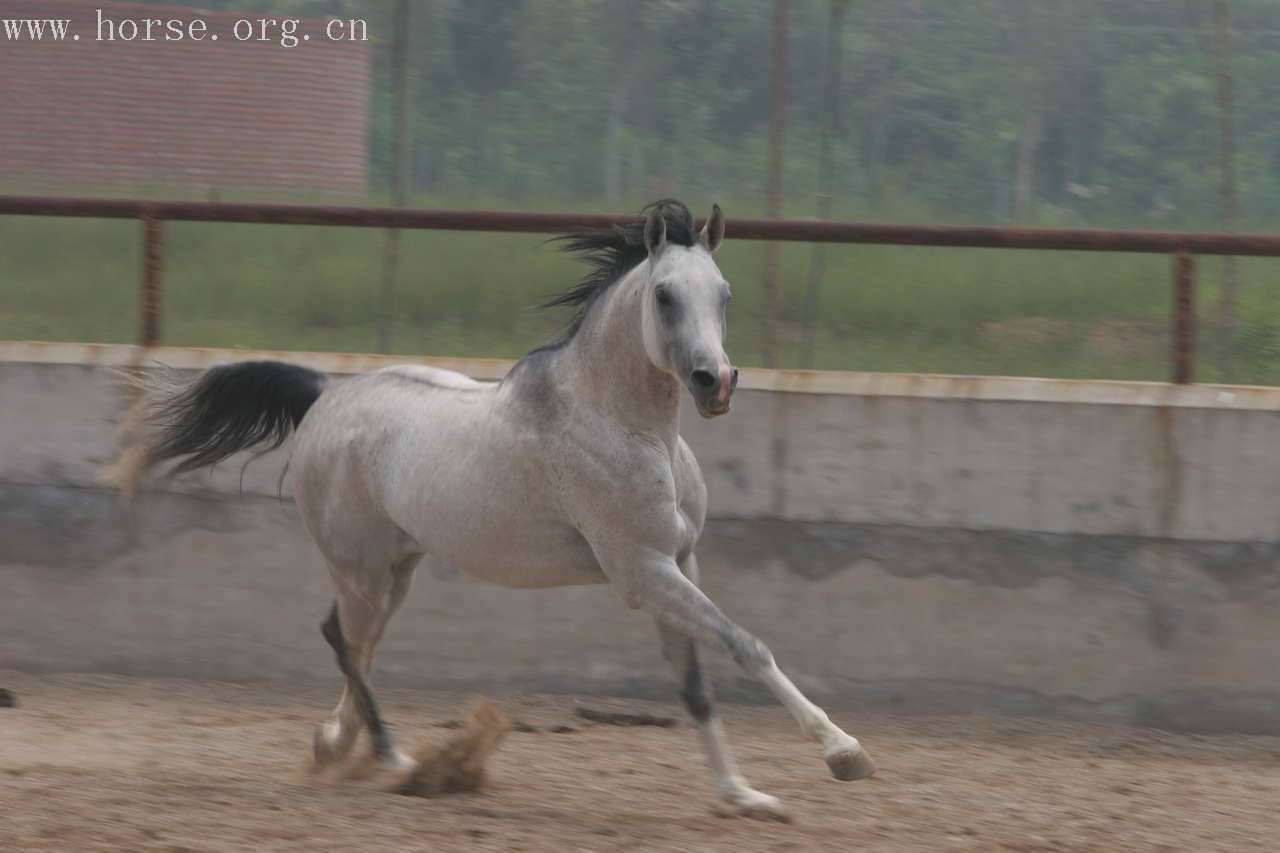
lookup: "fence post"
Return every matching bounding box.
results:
[759,0,790,368]
[1173,250,1195,384]
[376,0,412,355]
[140,212,164,348]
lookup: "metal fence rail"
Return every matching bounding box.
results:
[7,194,1280,382]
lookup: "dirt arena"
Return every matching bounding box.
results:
[2,672,1277,852]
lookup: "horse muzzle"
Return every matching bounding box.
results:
[689,364,738,418]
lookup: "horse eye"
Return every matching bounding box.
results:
[655,286,673,308]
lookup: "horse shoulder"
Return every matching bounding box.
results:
[555,429,677,539]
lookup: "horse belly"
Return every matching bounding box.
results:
[462,547,606,588]
[398,467,606,588]
[431,517,606,589]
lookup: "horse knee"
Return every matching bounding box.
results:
[726,628,774,675]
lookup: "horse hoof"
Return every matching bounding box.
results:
[312,723,342,767]
[714,789,791,823]
[383,749,420,774]
[825,742,877,781]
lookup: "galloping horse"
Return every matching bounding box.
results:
[117,200,875,819]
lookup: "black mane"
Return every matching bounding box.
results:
[541,199,698,342]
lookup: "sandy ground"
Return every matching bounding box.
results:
[2,672,1278,852]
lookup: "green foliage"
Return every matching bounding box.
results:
[8,1,1280,383]
[99,1,1280,223]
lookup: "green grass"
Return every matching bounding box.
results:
[4,197,1280,384]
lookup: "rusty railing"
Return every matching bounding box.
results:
[8,194,1280,383]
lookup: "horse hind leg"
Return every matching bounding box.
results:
[314,553,420,770]
[361,553,419,671]
[319,601,396,761]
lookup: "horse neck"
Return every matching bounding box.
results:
[559,266,680,444]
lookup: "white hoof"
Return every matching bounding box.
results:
[382,749,420,774]
[312,722,345,767]
[715,787,791,823]
[824,738,877,781]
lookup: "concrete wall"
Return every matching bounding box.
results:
[4,342,1280,733]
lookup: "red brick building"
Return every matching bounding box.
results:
[0,0,370,195]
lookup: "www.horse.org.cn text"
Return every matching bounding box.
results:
[1,11,370,48]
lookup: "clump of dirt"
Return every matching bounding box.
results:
[392,698,512,797]
[319,697,512,797]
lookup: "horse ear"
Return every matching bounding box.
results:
[699,203,725,253]
[644,208,668,259]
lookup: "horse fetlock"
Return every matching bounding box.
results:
[800,709,839,743]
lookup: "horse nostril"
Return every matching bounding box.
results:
[690,369,717,390]
[731,368,739,388]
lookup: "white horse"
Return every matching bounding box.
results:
[119,200,875,819]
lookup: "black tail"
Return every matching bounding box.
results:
[121,360,327,484]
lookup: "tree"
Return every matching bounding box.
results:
[1212,0,1241,380]
[800,0,851,368]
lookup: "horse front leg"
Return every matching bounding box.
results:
[655,553,787,820]
[624,556,877,784]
